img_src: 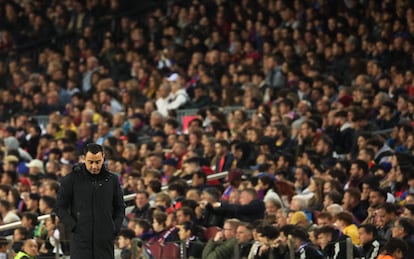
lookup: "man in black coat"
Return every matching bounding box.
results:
[204,188,265,223]
[56,143,125,259]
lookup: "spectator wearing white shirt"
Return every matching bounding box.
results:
[155,83,172,117]
[166,73,189,112]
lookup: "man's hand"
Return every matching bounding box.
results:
[213,231,224,242]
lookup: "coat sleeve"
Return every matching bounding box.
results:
[219,200,264,216]
[55,173,77,232]
[202,239,237,259]
[112,174,125,234]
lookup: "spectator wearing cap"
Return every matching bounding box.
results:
[165,73,189,112]
[25,159,45,182]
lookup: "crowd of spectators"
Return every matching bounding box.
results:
[2,0,414,258]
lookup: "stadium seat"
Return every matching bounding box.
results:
[204,226,221,240]
[161,243,180,259]
[147,242,163,259]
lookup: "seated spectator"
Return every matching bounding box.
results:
[177,221,204,259]
[148,211,178,244]
[201,218,240,259]
[335,211,360,245]
[132,218,153,242]
[235,222,253,258]
[316,225,361,259]
[376,203,398,241]
[290,226,323,259]
[129,190,152,223]
[391,217,414,259]
[377,238,408,259]
[358,224,383,259]
[117,228,136,259]
[254,224,282,259]
[14,238,39,259]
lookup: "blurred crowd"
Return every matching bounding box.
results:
[1,0,414,258]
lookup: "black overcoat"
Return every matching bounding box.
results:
[56,163,125,259]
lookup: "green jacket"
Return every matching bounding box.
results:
[14,251,34,259]
[202,238,237,259]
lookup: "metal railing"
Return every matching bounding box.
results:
[0,171,228,232]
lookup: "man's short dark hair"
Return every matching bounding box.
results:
[290,226,308,241]
[378,202,398,215]
[133,218,151,233]
[40,195,56,209]
[359,224,378,238]
[22,212,39,227]
[84,143,103,155]
[148,179,162,193]
[118,228,136,240]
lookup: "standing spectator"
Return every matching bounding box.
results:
[56,143,125,259]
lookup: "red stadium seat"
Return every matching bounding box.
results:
[161,243,180,259]
[204,226,221,240]
[147,242,163,259]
